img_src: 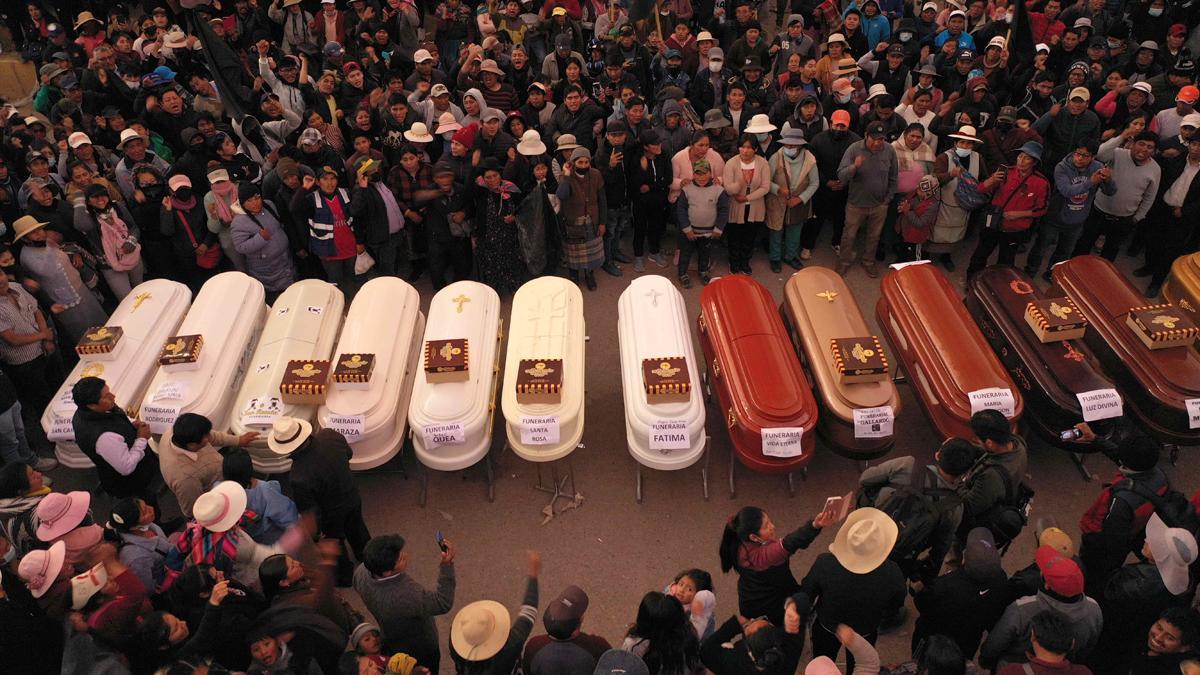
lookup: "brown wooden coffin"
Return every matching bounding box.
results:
[698,276,818,472]
[1052,256,1200,445]
[965,266,1120,449]
[782,267,901,459]
[1163,252,1200,320]
[877,263,1024,440]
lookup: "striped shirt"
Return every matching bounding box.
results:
[0,286,45,366]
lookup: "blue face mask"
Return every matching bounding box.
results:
[784,147,800,158]
[755,133,769,143]
[955,147,972,158]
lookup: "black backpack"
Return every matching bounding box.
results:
[978,465,1035,551]
[875,484,960,568]
[1112,480,1200,537]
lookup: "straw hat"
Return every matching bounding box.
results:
[555,134,581,152]
[828,507,898,574]
[13,215,49,242]
[193,481,248,533]
[451,600,512,661]
[74,11,102,31]
[948,125,983,143]
[517,130,547,156]
[744,114,777,134]
[268,416,313,455]
[17,540,65,598]
[70,563,108,610]
[404,122,435,143]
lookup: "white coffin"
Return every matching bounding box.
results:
[618,276,707,471]
[41,280,192,468]
[501,277,585,462]
[139,273,267,451]
[318,277,424,471]
[409,281,502,472]
[229,279,345,473]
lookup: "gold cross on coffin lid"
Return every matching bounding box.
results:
[131,292,152,312]
[452,294,470,313]
[816,290,838,303]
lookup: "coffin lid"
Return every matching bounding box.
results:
[783,267,898,415]
[880,263,1023,422]
[1054,255,1200,398]
[321,277,421,421]
[409,280,501,424]
[143,272,266,413]
[700,276,816,427]
[45,279,191,425]
[969,266,1116,413]
[618,275,705,425]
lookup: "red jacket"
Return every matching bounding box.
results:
[984,167,1049,232]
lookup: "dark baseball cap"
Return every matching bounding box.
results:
[544,585,589,624]
[865,121,887,138]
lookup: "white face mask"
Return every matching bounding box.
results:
[955,146,972,158]
[1108,39,1122,49]
[1148,7,1164,16]
[125,80,141,90]
[783,147,800,158]
[709,61,723,73]
[1005,11,1014,23]
[836,92,851,103]
[899,32,913,42]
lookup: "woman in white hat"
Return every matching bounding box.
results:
[164,481,276,589]
[928,123,987,270]
[723,132,773,275]
[804,507,904,670]
[507,130,558,276]
[450,551,541,673]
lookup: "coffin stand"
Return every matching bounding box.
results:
[876,263,1024,440]
[618,276,709,503]
[965,266,1120,480]
[229,279,345,473]
[782,267,901,461]
[409,281,503,505]
[319,277,424,472]
[698,276,818,497]
[1053,256,1200,447]
[42,280,192,468]
[501,277,586,518]
[140,272,267,452]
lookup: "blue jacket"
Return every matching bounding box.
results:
[244,479,299,545]
[1051,156,1115,226]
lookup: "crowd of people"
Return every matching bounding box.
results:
[2,0,1200,673]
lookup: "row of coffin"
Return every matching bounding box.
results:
[39,252,1200,484]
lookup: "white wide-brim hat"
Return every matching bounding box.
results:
[193,481,248,533]
[1147,513,1199,595]
[404,122,435,143]
[517,130,547,156]
[744,114,777,134]
[451,600,512,661]
[268,416,313,455]
[828,507,899,574]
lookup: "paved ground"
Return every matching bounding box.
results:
[46,227,1200,672]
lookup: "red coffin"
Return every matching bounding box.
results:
[1052,256,1200,445]
[877,263,1024,440]
[698,276,818,472]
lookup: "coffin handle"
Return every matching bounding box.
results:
[698,315,706,334]
[712,359,721,380]
[726,407,737,429]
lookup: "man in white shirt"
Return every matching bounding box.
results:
[1142,136,1200,296]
